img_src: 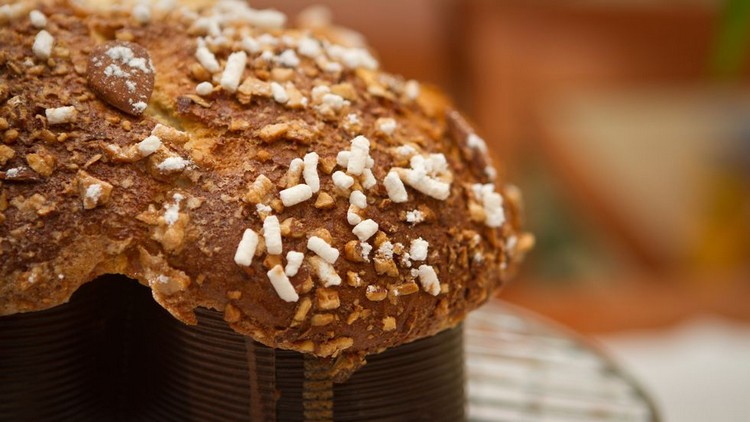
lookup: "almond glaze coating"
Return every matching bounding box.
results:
[0,0,533,363]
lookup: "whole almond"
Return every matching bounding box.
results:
[87,41,154,116]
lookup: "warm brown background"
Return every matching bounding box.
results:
[255,0,750,334]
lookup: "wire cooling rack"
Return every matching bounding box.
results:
[465,300,659,422]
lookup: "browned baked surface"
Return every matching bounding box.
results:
[0,0,532,359]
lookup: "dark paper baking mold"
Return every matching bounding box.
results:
[0,275,465,421]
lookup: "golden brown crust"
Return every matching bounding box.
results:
[0,0,532,358]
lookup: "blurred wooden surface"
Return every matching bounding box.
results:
[537,88,750,271]
[462,0,720,174]
[502,275,750,334]
[461,0,750,274]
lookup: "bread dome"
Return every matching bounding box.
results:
[0,0,532,362]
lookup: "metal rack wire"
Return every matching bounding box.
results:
[466,300,659,422]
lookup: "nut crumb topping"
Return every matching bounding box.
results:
[365,285,387,302]
[316,288,340,310]
[314,191,334,209]
[77,171,112,210]
[0,145,15,165]
[382,316,396,331]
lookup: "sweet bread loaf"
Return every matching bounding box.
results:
[0,0,532,366]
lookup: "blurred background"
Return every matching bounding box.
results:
[251,0,750,420]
